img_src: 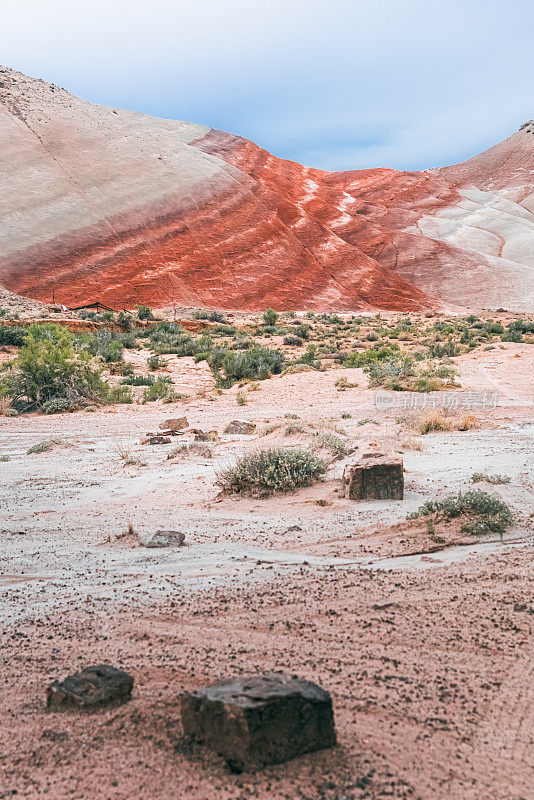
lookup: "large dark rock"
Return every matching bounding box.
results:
[47,665,134,711]
[343,455,404,500]
[180,673,336,771]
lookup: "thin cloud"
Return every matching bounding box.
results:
[1,0,532,171]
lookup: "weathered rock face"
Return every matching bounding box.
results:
[343,456,404,500]
[1,65,533,312]
[224,420,256,435]
[180,673,336,771]
[137,530,185,548]
[47,664,133,711]
[159,418,189,432]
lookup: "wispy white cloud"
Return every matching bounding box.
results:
[1,0,532,170]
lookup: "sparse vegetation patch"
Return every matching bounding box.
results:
[217,447,326,495]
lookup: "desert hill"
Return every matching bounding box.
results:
[0,66,532,311]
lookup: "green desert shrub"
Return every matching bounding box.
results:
[0,325,109,412]
[75,328,137,363]
[283,334,303,347]
[121,373,156,386]
[408,489,513,536]
[343,344,401,368]
[428,339,460,358]
[117,311,134,331]
[137,305,155,321]
[27,438,61,454]
[296,344,321,369]
[365,355,415,390]
[147,354,168,370]
[142,377,175,402]
[217,447,326,495]
[193,309,227,323]
[263,308,278,327]
[0,325,29,346]
[294,323,311,340]
[208,346,285,387]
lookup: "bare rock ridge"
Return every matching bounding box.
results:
[0,65,532,312]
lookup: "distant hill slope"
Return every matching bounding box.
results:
[0,66,532,311]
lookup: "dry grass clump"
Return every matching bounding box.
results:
[282,363,317,375]
[401,437,423,451]
[167,442,213,459]
[471,471,510,485]
[0,395,13,416]
[112,440,134,461]
[417,410,452,434]
[312,432,354,460]
[417,410,479,435]
[334,375,358,390]
[217,447,326,496]
[456,414,479,431]
[26,437,64,455]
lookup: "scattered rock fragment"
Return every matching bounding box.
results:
[141,435,171,445]
[343,456,404,500]
[224,420,256,435]
[137,529,185,548]
[47,665,133,711]
[180,673,336,771]
[160,417,188,431]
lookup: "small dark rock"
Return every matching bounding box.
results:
[141,435,172,445]
[180,673,336,771]
[47,664,133,711]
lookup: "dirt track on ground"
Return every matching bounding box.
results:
[0,339,533,799]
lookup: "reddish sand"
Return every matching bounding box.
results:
[1,551,532,800]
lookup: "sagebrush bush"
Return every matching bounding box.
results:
[42,397,73,414]
[408,489,513,536]
[283,334,303,347]
[147,354,168,370]
[208,346,284,387]
[263,308,278,326]
[75,328,137,362]
[472,472,510,485]
[121,373,156,386]
[142,378,176,402]
[217,447,326,495]
[193,309,226,323]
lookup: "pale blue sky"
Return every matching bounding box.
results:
[1,0,532,171]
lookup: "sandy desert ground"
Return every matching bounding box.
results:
[0,313,533,800]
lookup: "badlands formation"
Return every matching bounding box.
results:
[0,66,533,313]
[0,66,533,800]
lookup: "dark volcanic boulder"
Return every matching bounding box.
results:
[47,664,134,711]
[180,673,336,771]
[343,456,404,500]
